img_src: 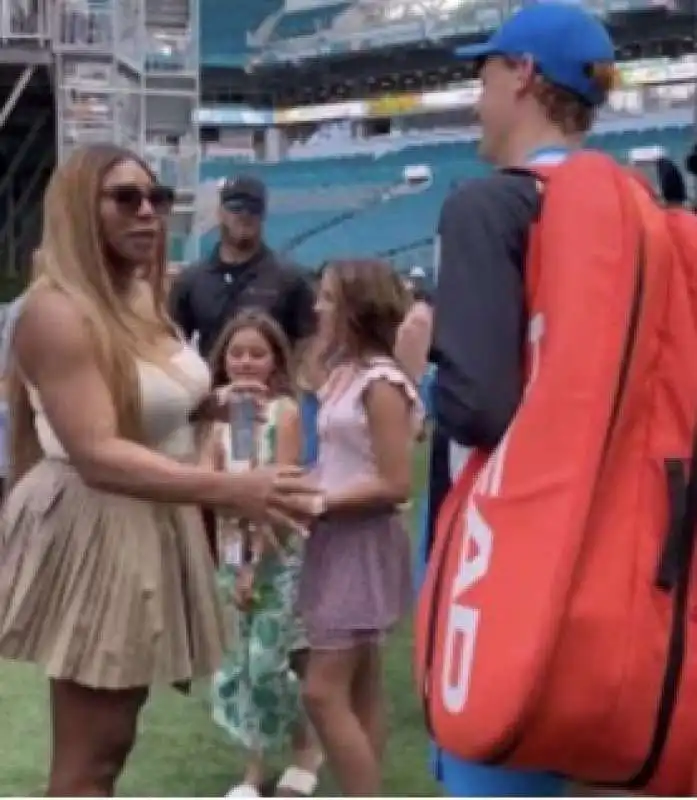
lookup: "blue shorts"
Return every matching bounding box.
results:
[432,749,565,797]
[415,494,565,798]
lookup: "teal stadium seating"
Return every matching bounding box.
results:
[199,0,350,66]
[199,0,283,66]
[193,126,692,270]
[270,3,351,39]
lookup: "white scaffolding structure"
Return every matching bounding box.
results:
[0,0,51,47]
[53,0,201,264]
[0,0,53,281]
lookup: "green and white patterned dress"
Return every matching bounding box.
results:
[211,397,305,752]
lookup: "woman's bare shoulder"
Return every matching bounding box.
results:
[20,286,84,328]
[15,287,93,371]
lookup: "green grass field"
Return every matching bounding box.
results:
[0,449,439,796]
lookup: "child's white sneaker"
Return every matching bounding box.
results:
[225,783,260,797]
[276,766,320,797]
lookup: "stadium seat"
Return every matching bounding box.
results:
[270,2,351,40]
[193,126,692,270]
[200,0,282,66]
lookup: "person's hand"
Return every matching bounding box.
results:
[282,491,326,523]
[224,466,320,531]
[223,379,268,400]
[267,472,327,535]
[189,381,268,424]
[189,391,220,424]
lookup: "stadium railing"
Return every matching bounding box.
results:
[254,0,670,63]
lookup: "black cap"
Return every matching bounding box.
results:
[220,175,267,215]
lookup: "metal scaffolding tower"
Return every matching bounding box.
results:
[53,0,201,264]
[0,0,53,282]
[143,0,200,264]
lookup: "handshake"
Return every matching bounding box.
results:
[192,379,328,533]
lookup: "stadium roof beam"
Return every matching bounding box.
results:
[0,65,34,132]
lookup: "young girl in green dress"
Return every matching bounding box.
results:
[202,310,323,798]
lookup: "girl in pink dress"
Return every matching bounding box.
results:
[298,259,423,796]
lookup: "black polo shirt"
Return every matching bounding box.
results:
[169,244,316,358]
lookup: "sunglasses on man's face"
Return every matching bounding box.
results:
[222,197,265,216]
[102,184,175,215]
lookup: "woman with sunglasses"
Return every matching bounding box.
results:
[0,144,317,797]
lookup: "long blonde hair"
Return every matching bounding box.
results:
[9,144,175,486]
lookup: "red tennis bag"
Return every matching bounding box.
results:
[415,151,697,794]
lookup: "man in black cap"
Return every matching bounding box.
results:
[169,174,316,358]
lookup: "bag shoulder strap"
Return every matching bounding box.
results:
[501,165,550,182]
[522,153,632,303]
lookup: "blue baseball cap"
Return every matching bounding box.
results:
[455,2,615,107]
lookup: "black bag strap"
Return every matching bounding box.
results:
[630,430,697,788]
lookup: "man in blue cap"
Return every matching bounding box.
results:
[421,2,616,796]
[457,0,615,167]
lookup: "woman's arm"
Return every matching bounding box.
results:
[198,423,225,472]
[275,400,302,466]
[394,300,432,384]
[15,289,288,512]
[324,380,413,515]
[414,367,435,442]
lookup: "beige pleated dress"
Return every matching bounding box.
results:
[0,348,227,690]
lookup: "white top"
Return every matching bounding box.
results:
[27,346,210,462]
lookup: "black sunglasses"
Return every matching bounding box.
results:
[222,196,265,216]
[102,184,175,214]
